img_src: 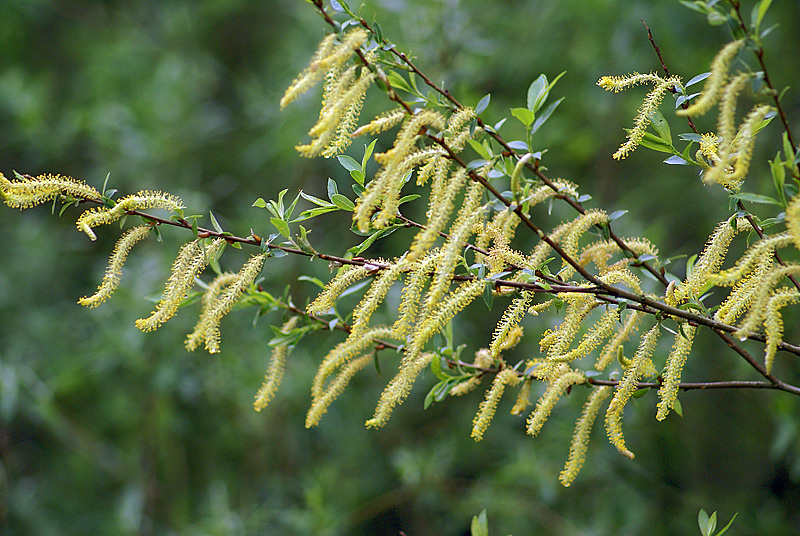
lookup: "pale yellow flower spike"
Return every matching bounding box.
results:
[1,173,102,208]
[76,190,184,241]
[559,385,611,487]
[527,366,586,437]
[604,325,660,459]
[560,210,609,277]
[424,181,485,311]
[734,264,800,340]
[353,107,407,137]
[306,353,373,428]
[350,259,408,336]
[706,231,791,288]
[471,368,521,441]
[668,217,753,306]
[185,272,239,351]
[788,194,800,251]
[714,254,774,325]
[726,104,773,186]
[369,279,484,427]
[656,323,697,421]
[597,72,681,160]
[78,225,153,308]
[280,29,368,109]
[677,39,744,117]
[764,288,800,374]
[408,168,470,263]
[307,264,373,315]
[254,316,301,412]
[311,326,394,400]
[392,250,441,338]
[135,238,226,332]
[354,109,447,232]
[184,253,268,354]
[490,291,535,358]
[596,310,644,371]
[448,348,496,397]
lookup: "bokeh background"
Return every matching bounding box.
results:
[2,1,800,534]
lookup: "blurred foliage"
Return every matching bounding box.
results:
[1,0,800,535]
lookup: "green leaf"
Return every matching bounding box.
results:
[673,397,683,417]
[209,211,224,233]
[330,193,356,211]
[362,139,377,170]
[430,354,449,381]
[664,155,688,165]
[752,0,772,30]
[731,192,782,206]
[475,93,491,115]
[471,510,489,536]
[293,225,318,255]
[527,75,547,112]
[530,97,564,135]
[637,131,677,154]
[270,217,290,238]
[716,513,738,536]
[483,281,494,310]
[337,155,361,173]
[685,72,711,87]
[649,110,672,147]
[468,139,492,160]
[252,197,268,209]
[386,70,414,95]
[770,153,787,206]
[350,169,365,185]
[511,107,535,127]
[300,191,336,208]
[698,509,710,536]
[327,177,339,201]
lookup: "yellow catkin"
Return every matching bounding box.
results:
[595,310,644,371]
[676,40,744,117]
[77,225,153,307]
[354,109,447,232]
[76,190,184,241]
[184,253,268,354]
[669,217,753,305]
[763,288,800,374]
[734,264,800,339]
[1,173,102,208]
[597,72,682,159]
[185,272,239,351]
[656,323,697,420]
[424,181,485,310]
[604,325,659,458]
[706,232,791,287]
[471,368,521,441]
[353,107,407,137]
[306,353,373,427]
[135,238,226,332]
[307,264,374,315]
[350,259,408,336]
[527,367,586,437]
[449,349,495,396]
[253,316,301,411]
[392,250,441,338]
[311,326,394,399]
[787,194,800,251]
[369,280,484,427]
[408,167,470,262]
[714,254,774,325]
[559,385,612,487]
[280,29,368,109]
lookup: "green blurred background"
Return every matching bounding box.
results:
[2,1,800,534]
